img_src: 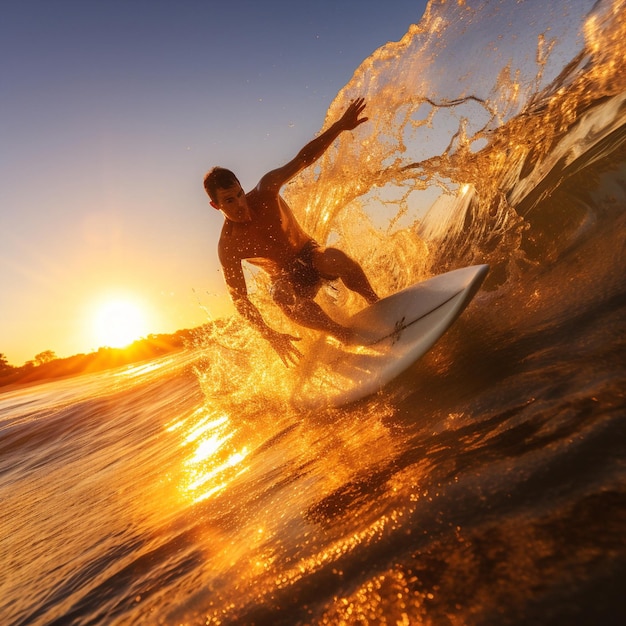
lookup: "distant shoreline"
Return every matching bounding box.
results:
[0,325,212,392]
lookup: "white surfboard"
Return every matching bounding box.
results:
[291,264,489,410]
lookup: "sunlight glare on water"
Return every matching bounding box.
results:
[167,407,250,505]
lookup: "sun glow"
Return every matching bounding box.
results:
[94,299,147,348]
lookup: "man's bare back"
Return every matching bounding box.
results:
[204,98,378,365]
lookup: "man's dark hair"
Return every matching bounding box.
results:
[203,167,241,203]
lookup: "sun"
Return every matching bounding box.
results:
[94,299,147,349]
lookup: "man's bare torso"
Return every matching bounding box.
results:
[218,186,311,279]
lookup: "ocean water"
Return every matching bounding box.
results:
[2,0,625,624]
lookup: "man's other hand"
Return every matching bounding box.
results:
[266,329,303,367]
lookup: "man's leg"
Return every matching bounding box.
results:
[313,247,379,304]
[271,278,354,342]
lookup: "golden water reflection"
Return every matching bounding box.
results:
[167,407,249,504]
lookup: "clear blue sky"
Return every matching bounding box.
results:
[1,0,428,365]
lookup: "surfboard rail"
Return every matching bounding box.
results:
[292,264,489,410]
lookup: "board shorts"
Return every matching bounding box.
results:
[271,240,333,306]
[290,240,323,296]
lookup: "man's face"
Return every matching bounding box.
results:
[211,184,252,223]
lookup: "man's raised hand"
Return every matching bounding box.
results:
[338,97,368,132]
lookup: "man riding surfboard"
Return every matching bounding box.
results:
[204,98,378,366]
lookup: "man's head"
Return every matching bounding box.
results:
[203,167,241,204]
[203,167,251,222]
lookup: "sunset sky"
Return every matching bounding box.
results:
[1,0,428,365]
[0,0,425,365]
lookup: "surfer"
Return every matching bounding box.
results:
[204,98,379,366]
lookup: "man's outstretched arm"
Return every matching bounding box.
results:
[259,97,368,192]
[221,257,303,366]
[230,293,303,367]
